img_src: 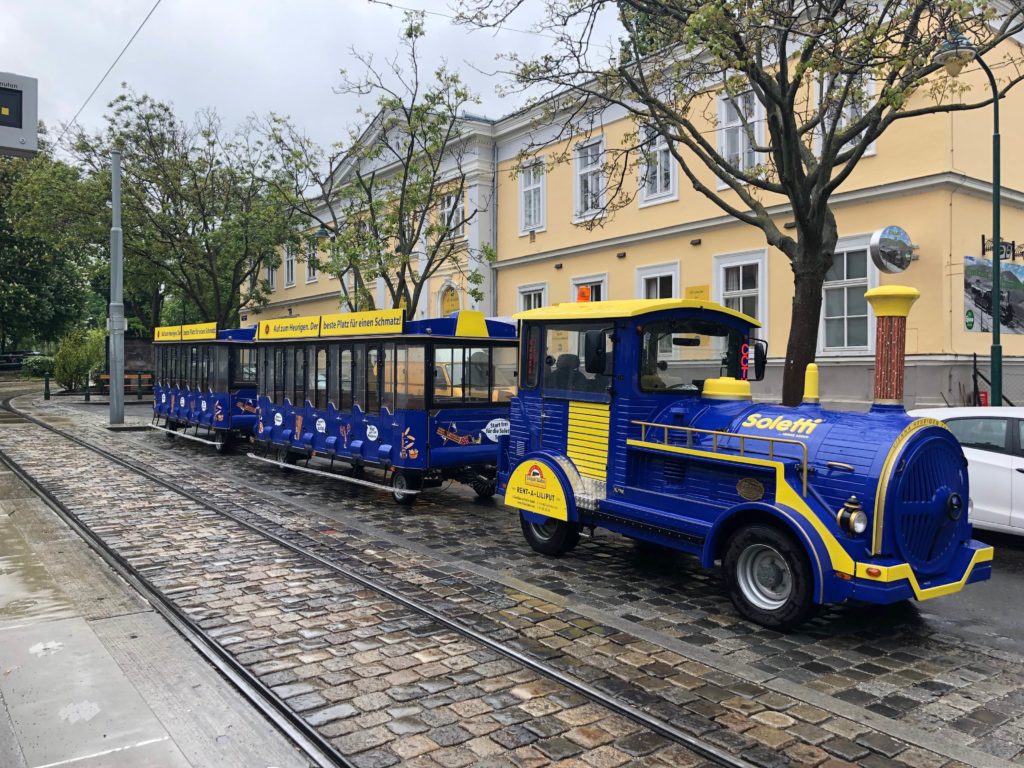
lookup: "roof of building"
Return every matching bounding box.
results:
[513,298,761,327]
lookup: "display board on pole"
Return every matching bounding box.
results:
[0,72,38,159]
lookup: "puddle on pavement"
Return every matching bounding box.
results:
[0,514,74,626]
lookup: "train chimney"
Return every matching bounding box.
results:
[864,286,920,407]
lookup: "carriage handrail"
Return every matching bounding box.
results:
[630,420,809,496]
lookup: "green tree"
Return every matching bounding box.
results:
[0,150,88,352]
[72,89,296,329]
[460,0,1024,404]
[266,12,493,319]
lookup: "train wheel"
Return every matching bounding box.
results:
[276,445,296,472]
[723,524,817,631]
[213,431,231,455]
[519,512,580,556]
[391,471,420,506]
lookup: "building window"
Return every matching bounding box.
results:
[266,261,276,291]
[719,90,758,172]
[520,161,545,233]
[572,274,606,302]
[440,285,460,315]
[636,263,678,354]
[574,139,604,218]
[305,242,318,282]
[714,250,768,340]
[284,245,296,287]
[819,74,875,154]
[519,283,547,311]
[823,248,869,350]
[441,192,465,239]
[640,127,674,203]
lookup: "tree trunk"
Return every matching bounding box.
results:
[781,268,826,406]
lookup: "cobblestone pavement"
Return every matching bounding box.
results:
[7,396,1024,767]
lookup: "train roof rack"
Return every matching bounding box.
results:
[513,298,760,327]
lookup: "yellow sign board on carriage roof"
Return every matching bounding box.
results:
[181,322,217,341]
[257,315,322,340]
[154,325,182,342]
[320,309,404,337]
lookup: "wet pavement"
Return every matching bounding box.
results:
[3,391,1024,766]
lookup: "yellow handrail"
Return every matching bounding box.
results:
[631,420,809,496]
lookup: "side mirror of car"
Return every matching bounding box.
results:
[752,339,768,381]
[583,329,608,374]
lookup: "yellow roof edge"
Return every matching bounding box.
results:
[513,298,761,328]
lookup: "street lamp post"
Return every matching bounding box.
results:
[934,32,1002,405]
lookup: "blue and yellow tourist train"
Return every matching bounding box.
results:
[249,308,517,503]
[497,287,993,629]
[151,323,259,453]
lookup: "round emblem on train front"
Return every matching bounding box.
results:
[273,412,283,426]
[737,478,765,501]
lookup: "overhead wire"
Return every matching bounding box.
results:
[55,0,164,147]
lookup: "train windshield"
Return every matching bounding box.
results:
[639,318,747,392]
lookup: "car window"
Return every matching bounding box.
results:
[946,418,1009,452]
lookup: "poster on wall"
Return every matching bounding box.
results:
[964,255,1024,333]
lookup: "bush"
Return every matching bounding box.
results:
[19,355,54,378]
[53,329,107,391]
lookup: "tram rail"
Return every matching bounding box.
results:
[0,395,755,768]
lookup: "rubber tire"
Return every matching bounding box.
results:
[214,431,231,455]
[520,512,581,556]
[471,479,496,499]
[164,420,178,439]
[391,470,421,506]
[276,445,297,472]
[723,524,818,631]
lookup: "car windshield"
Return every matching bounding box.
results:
[639,318,747,392]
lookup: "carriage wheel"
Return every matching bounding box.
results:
[391,471,421,505]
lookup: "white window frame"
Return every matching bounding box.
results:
[437,282,461,316]
[519,159,547,235]
[570,272,608,303]
[716,89,762,189]
[713,250,769,343]
[573,138,605,221]
[638,127,677,207]
[636,261,680,355]
[817,235,880,357]
[266,261,277,291]
[305,242,318,283]
[518,282,548,311]
[817,74,876,158]
[284,245,296,288]
[441,192,465,239]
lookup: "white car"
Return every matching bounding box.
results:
[909,407,1024,535]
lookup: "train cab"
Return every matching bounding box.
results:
[152,323,258,452]
[498,295,993,630]
[251,309,517,503]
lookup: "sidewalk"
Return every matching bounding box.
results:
[0,459,309,768]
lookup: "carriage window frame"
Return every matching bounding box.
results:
[365,344,382,413]
[338,344,353,412]
[210,345,229,391]
[273,347,285,403]
[231,346,257,388]
[429,341,518,408]
[394,344,427,410]
[313,344,328,410]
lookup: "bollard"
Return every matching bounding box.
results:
[84,378,90,402]
[43,372,50,401]
[137,372,143,400]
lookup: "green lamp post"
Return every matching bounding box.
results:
[933,31,1003,405]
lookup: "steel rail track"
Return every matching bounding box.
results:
[2,397,755,768]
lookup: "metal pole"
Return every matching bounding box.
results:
[978,56,1002,406]
[109,151,125,424]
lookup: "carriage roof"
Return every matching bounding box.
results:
[513,298,760,327]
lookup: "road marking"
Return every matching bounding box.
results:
[31,736,170,768]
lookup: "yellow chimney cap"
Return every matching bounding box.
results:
[864,285,920,318]
[702,377,752,401]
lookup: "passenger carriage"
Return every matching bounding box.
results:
[498,290,993,630]
[250,309,517,503]
[151,323,258,453]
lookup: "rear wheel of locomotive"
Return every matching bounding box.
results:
[520,512,580,556]
[723,523,817,631]
[391,470,421,506]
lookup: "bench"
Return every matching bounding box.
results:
[97,372,154,396]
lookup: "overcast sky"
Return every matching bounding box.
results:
[5,0,622,149]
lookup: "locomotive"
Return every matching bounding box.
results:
[497,286,993,630]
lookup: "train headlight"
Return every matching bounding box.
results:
[837,496,868,535]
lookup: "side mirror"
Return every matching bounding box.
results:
[583,329,608,374]
[752,339,767,381]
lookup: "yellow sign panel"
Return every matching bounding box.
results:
[320,309,404,337]
[258,315,322,340]
[685,285,710,301]
[181,322,218,341]
[154,325,181,342]
[504,459,569,521]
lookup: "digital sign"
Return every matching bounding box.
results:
[0,72,37,159]
[0,87,22,129]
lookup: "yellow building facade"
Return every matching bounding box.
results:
[246,46,1024,407]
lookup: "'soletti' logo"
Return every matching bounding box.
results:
[741,413,824,436]
[525,463,546,486]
